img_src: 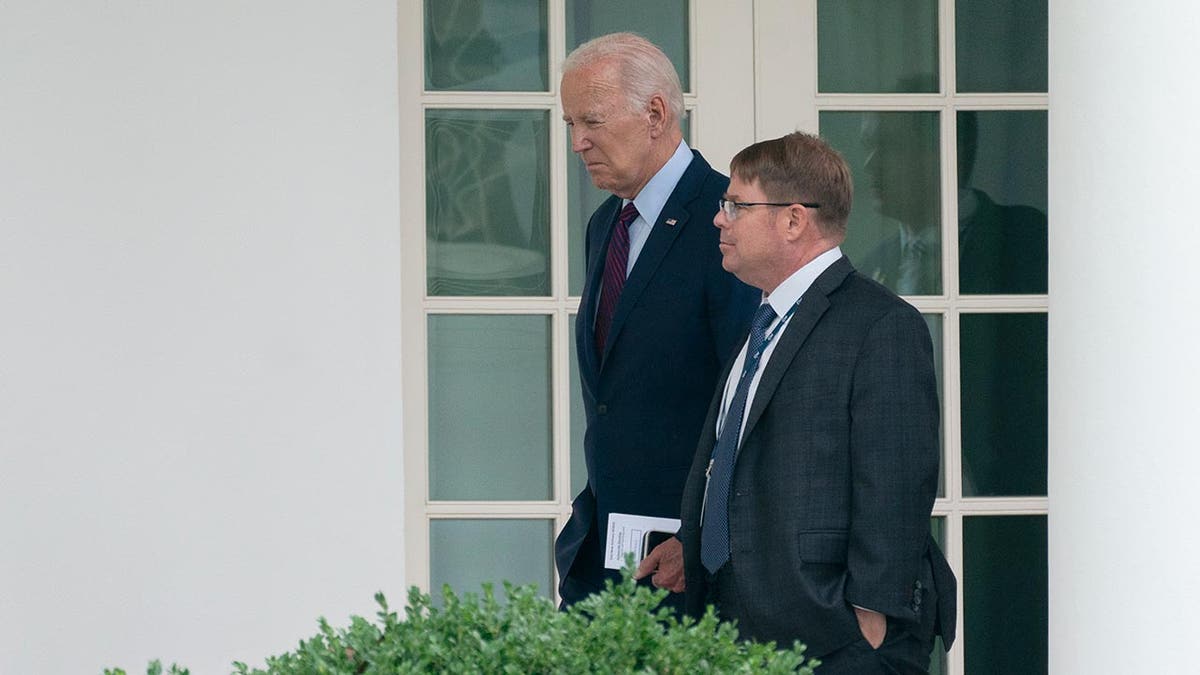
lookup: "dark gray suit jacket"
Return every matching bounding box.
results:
[679,256,956,658]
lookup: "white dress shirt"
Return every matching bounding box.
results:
[715,247,844,446]
[622,139,694,274]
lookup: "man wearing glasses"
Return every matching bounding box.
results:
[554,33,756,610]
[679,132,956,674]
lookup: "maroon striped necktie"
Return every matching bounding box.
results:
[594,202,639,357]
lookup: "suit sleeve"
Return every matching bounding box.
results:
[843,305,940,619]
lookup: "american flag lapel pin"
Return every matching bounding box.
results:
[665,218,678,227]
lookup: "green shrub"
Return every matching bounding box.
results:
[105,568,816,674]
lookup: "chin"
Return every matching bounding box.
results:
[586,171,618,191]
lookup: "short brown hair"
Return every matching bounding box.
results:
[729,132,853,237]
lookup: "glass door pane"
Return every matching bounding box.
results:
[424,0,549,91]
[430,519,555,600]
[565,0,690,91]
[956,0,1048,93]
[428,315,553,500]
[821,110,943,296]
[426,109,551,296]
[963,515,1048,674]
[817,0,938,93]
[957,110,1048,295]
[960,313,1047,497]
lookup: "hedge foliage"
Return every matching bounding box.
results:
[104,568,816,674]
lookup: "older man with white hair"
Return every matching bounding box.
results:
[554,32,756,611]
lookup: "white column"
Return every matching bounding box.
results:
[1049,2,1200,672]
[0,2,404,672]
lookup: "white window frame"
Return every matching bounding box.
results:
[755,2,1049,673]
[399,0,756,598]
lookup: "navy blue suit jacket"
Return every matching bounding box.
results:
[555,150,757,605]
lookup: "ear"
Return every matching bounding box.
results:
[646,94,669,138]
[782,203,813,243]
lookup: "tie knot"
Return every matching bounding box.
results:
[751,302,776,336]
[617,202,639,228]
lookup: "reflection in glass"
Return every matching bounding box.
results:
[923,313,945,411]
[567,112,691,296]
[958,111,1048,294]
[821,111,942,295]
[923,314,945,497]
[424,0,548,91]
[568,318,587,497]
[930,517,946,675]
[960,313,1047,497]
[964,515,1048,674]
[956,0,1048,93]
[430,519,554,602]
[817,0,938,93]
[428,315,552,500]
[426,109,550,296]
[565,0,690,91]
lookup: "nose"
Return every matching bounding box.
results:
[570,126,590,153]
[713,206,729,230]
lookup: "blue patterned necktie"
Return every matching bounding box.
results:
[595,202,639,357]
[701,301,778,574]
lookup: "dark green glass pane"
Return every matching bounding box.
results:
[930,635,946,675]
[428,315,552,500]
[958,110,1048,294]
[565,0,689,91]
[930,517,945,550]
[426,109,550,296]
[424,0,549,91]
[956,0,1048,93]
[818,0,938,93]
[930,517,946,675]
[821,111,942,295]
[430,519,554,603]
[923,314,945,498]
[567,111,690,296]
[568,317,587,497]
[960,313,1047,496]
[964,515,1048,674]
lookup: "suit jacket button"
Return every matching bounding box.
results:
[597,404,607,414]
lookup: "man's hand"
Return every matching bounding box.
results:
[854,606,887,649]
[633,537,686,593]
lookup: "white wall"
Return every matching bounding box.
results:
[0,2,404,672]
[1049,1,1200,672]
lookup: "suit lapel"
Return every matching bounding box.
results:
[581,197,622,383]
[741,257,854,439]
[599,151,711,366]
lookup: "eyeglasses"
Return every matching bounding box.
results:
[718,198,821,221]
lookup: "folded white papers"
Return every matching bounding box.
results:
[603,512,681,570]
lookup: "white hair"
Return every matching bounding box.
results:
[562,32,685,124]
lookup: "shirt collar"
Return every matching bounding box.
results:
[627,139,693,226]
[764,246,843,317]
